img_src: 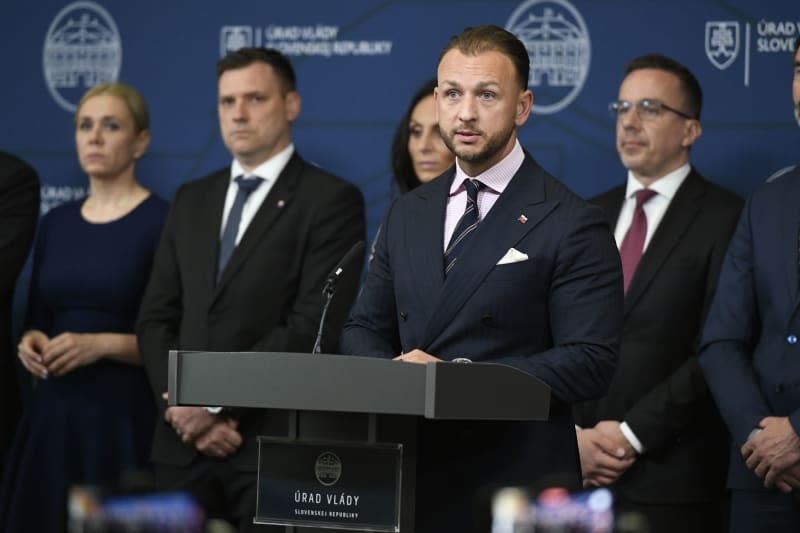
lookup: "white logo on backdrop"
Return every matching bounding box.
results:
[40,185,89,215]
[755,19,799,53]
[43,1,122,112]
[220,26,254,56]
[705,21,740,70]
[506,0,591,115]
[219,24,392,58]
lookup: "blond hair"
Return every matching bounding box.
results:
[74,82,150,133]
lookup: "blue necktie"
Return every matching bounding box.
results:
[217,175,264,281]
[444,178,484,276]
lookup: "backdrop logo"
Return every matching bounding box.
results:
[705,21,740,70]
[220,26,254,56]
[506,0,591,115]
[219,24,391,58]
[43,1,122,112]
[315,452,342,486]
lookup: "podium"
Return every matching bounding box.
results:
[168,350,551,532]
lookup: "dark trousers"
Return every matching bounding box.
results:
[155,459,281,533]
[729,490,800,533]
[614,495,725,533]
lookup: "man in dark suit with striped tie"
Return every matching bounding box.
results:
[341,25,623,533]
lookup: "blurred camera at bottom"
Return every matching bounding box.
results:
[491,486,651,533]
[68,484,217,533]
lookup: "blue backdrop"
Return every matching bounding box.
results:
[2,0,799,326]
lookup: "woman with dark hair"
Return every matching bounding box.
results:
[369,79,456,263]
[390,78,455,194]
[0,82,168,533]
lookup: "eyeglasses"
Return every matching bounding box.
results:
[609,99,695,121]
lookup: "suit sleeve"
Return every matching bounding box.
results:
[625,207,740,454]
[250,182,366,354]
[136,188,184,407]
[495,204,623,405]
[0,160,39,307]
[698,196,772,445]
[340,201,402,358]
[0,158,39,436]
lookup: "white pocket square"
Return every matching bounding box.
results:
[496,247,529,265]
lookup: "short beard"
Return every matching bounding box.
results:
[443,124,516,168]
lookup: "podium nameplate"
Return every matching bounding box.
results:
[255,438,402,531]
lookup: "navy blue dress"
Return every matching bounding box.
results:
[0,194,168,533]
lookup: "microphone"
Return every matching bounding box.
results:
[313,240,366,354]
[323,240,366,294]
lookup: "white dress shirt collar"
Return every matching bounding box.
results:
[624,163,691,202]
[220,144,295,243]
[230,143,295,183]
[613,163,692,256]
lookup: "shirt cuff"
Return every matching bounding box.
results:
[620,421,645,454]
[204,406,223,414]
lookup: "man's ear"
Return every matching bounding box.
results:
[681,119,702,148]
[285,91,301,122]
[515,89,533,127]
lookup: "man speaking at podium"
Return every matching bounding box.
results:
[137,48,365,531]
[341,25,623,532]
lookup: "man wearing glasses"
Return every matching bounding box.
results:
[699,37,800,531]
[573,54,742,533]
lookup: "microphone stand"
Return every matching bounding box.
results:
[312,240,365,355]
[312,274,338,355]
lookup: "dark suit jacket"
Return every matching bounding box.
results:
[341,153,623,531]
[574,169,742,504]
[0,152,39,462]
[137,151,365,470]
[700,166,800,491]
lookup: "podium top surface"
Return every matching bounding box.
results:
[169,351,550,421]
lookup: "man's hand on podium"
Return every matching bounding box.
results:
[394,349,441,363]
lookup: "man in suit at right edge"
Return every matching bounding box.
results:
[573,55,742,533]
[699,37,800,532]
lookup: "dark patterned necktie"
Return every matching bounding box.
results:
[619,188,657,293]
[217,175,264,281]
[444,178,484,276]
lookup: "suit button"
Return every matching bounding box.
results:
[481,314,493,326]
[776,384,784,393]
[788,335,798,345]
[399,312,407,321]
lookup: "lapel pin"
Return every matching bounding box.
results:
[277,200,286,208]
[518,214,528,224]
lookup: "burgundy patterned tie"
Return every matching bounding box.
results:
[619,188,657,293]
